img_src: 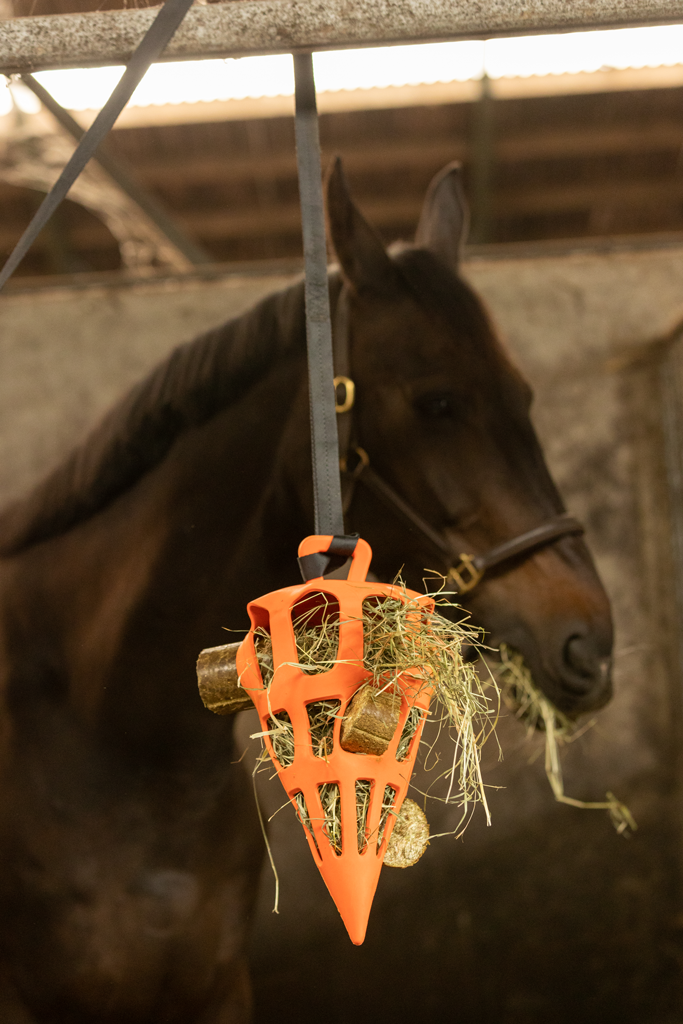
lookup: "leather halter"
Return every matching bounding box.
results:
[332,286,584,595]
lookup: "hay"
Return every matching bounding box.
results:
[396,704,424,761]
[294,791,318,851]
[307,699,341,759]
[266,710,294,768]
[319,782,342,854]
[355,779,372,852]
[378,785,397,846]
[293,781,405,858]
[292,596,340,673]
[360,589,497,828]
[254,630,274,687]
[496,645,636,835]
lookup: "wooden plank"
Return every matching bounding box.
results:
[4,178,683,253]
[103,127,683,189]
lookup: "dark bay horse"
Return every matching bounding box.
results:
[0,160,612,1022]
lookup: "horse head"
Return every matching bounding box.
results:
[323,157,613,716]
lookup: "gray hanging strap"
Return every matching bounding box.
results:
[0,0,196,293]
[293,52,345,539]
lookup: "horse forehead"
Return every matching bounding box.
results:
[354,295,480,374]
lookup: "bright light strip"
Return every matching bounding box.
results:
[3,23,683,115]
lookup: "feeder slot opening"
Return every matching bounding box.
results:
[355,779,372,853]
[252,607,273,688]
[362,593,415,671]
[377,785,397,853]
[318,783,342,855]
[362,594,388,663]
[268,710,294,768]
[361,593,431,694]
[294,791,320,857]
[307,700,341,759]
[291,592,340,674]
[396,705,424,761]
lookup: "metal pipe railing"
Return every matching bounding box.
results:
[1,0,681,76]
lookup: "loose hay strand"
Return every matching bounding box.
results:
[361,587,498,831]
[355,779,372,853]
[497,644,636,835]
[251,769,280,914]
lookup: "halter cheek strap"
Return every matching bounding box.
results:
[332,286,585,594]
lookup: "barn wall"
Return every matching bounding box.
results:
[1,242,683,1021]
[0,269,297,509]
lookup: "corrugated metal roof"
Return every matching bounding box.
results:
[23,23,683,119]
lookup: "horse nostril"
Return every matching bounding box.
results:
[561,634,614,698]
[564,634,596,678]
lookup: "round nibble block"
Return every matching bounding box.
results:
[383,798,429,868]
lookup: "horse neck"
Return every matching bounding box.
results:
[1,353,310,767]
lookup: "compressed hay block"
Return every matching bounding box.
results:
[384,798,429,868]
[196,642,254,715]
[340,685,401,756]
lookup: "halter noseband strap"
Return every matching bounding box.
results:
[332,285,585,595]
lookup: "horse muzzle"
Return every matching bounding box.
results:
[488,603,614,717]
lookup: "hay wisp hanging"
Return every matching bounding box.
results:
[496,644,636,835]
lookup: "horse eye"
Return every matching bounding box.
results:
[414,391,458,420]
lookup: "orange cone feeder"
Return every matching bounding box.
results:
[237,535,434,945]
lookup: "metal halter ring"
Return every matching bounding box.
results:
[340,446,369,478]
[448,554,485,594]
[334,376,355,414]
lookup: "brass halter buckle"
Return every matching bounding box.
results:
[448,554,484,594]
[339,445,369,477]
[334,376,355,414]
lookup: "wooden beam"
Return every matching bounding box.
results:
[12,181,683,248]
[112,125,683,191]
[3,176,683,252]
[495,124,683,163]
[496,178,683,217]
[178,199,424,239]
[124,142,468,187]
[1,0,683,75]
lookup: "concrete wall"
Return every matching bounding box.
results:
[0,269,297,509]
[2,243,683,1022]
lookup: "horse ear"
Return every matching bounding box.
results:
[415,161,470,274]
[325,156,399,295]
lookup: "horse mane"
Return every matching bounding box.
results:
[0,275,311,557]
[0,248,490,559]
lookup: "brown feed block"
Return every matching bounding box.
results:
[340,685,402,756]
[196,642,255,715]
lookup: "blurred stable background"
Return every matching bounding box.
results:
[4,16,683,275]
[3,9,683,1024]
